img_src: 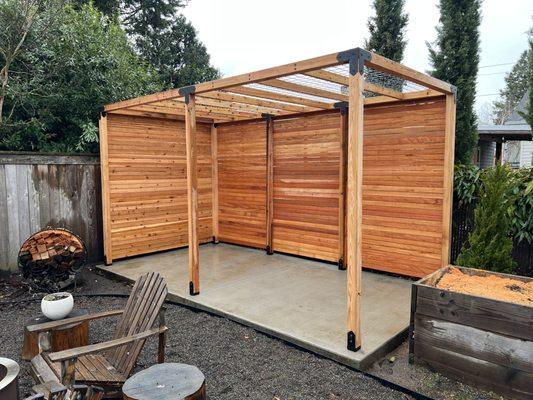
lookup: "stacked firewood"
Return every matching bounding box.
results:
[18,229,87,292]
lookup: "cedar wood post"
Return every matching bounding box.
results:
[211,124,219,243]
[339,108,348,270]
[265,114,274,254]
[343,49,369,351]
[441,92,457,265]
[99,113,112,265]
[185,91,200,295]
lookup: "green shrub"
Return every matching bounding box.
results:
[511,168,533,244]
[457,165,517,273]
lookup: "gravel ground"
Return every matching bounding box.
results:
[1,268,413,400]
[368,342,504,400]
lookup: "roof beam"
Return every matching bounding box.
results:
[225,86,335,110]
[131,103,259,120]
[366,52,454,94]
[106,108,218,123]
[192,51,345,95]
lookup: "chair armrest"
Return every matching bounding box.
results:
[26,309,124,333]
[48,326,168,362]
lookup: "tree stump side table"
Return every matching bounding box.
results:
[22,309,89,361]
[122,363,205,400]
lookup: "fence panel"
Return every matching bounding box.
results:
[0,152,103,272]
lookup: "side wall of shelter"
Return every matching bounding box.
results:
[104,114,213,260]
[363,98,447,277]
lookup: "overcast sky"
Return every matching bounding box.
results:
[182,0,531,114]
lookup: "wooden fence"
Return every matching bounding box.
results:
[450,200,533,277]
[0,152,103,272]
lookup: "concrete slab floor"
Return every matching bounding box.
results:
[99,243,412,370]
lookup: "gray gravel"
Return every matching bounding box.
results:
[1,267,413,399]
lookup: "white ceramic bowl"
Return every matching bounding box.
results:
[41,292,74,320]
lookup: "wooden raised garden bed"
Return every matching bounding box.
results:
[408,265,533,400]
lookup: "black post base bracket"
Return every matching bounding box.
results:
[347,331,361,352]
[189,281,199,296]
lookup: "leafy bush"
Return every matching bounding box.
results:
[454,164,533,244]
[1,3,161,153]
[457,165,517,273]
[511,168,533,244]
[453,163,480,206]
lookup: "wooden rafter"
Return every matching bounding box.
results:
[225,86,335,110]
[198,91,316,113]
[260,78,347,102]
[304,70,404,100]
[303,69,348,85]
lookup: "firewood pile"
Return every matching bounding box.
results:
[18,228,87,292]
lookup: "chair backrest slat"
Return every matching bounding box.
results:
[107,272,167,375]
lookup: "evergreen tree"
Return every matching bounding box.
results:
[364,0,408,62]
[457,165,517,274]
[519,29,532,128]
[428,0,481,164]
[364,0,408,92]
[76,0,220,88]
[493,50,530,124]
[135,13,220,89]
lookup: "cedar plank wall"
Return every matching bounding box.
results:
[272,113,341,261]
[362,98,446,277]
[106,114,212,260]
[217,121,267,248]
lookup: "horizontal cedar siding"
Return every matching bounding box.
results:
[217,121,267,248]
[362,98,446,277]
[106,114,212,260]
[272,113,341,262]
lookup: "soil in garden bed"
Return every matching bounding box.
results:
[436,267,533,306]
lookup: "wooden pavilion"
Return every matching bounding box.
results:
[100,48,456,351]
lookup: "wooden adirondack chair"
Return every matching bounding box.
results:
[27,272,168,399]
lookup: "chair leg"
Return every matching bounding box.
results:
[60,358,76,394]
[158,308,167,363]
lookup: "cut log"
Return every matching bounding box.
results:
[122,363,205,400]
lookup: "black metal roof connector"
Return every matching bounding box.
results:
[450,85,458,103]
[337,48,372,76]
[334,101,349,115]
[189,281,199,296]
[347,331,361,352]
[338,258,346,270]
[179,85,196,104]
[262,113,275,121]
[101,111,107,118]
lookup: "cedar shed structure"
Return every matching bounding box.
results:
[100,48,456,351]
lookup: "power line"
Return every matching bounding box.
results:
[478,71,508,77]
[477,93,500,97]
[478,62,515,69]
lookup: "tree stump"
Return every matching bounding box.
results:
[22,309,89,361]
[122,363,205,400]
